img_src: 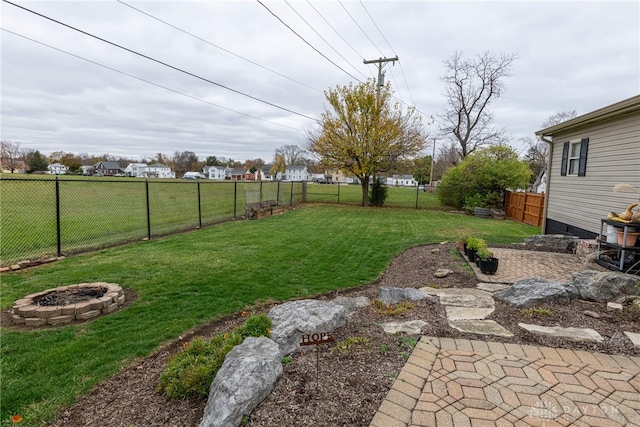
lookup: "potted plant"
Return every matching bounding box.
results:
[477,246,499,274]
[465,237,485,262]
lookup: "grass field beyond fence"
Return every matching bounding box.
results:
[0,205,540,426]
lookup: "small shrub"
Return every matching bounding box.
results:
[335,336,370,353]
[522,308,551,316]
[369,177,388,207]
[158,314,272,398]
[371,299,415,316]
[281,356,293,364]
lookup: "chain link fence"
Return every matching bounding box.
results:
[0,177,304,267]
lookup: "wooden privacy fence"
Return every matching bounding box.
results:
[505,191,545,227]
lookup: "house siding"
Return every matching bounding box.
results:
[546,111,640,236]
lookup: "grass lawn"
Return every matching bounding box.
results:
[0,204,540,426]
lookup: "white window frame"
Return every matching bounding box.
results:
[567,139,581,176]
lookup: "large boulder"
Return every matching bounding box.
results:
[377,287,428,305]
[572,270,640,302]
[199,337,282,427]
[268,299,346,356]
[493,277,578,307]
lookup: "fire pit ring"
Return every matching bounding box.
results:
[11,282,125,327]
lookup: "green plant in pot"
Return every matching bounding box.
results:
[465,237,485,262]
[477,246,499,274]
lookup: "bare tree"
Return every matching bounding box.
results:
[275,145,307,166]
[439,51,517,158]
[524,110,577,183]
[1,140,22,173]
[432,142,461,180]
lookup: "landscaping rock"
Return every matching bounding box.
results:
[477,283,510,293]
[524,234,579,253]
[572,270,640,302]
[583,310,601,319]
[434,269,453,278]
[624,331,640,348]
[422,287,494,308]
[268,299,346,356]
[377,287,428,305]
[448,319,513,337]
[493,277,578,307]
[445,306,494,320]
[331,296,370,315]
[518,323,604,343]
[607,302,623,313]
[381,320,427,335]
[200,337,282,427]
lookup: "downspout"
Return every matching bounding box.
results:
[539,134,553,235]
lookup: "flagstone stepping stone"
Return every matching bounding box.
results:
[477,283,510,293]
[624,331,640,348]
[438,290,494,309]
[518,323,604,343]
[448,319,513,337]
[377,287,429,305]
[382,320,427,335]
[445,306,495,321]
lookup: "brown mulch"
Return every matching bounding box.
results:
[46,243,640,427]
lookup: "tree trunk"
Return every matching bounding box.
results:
[361,178,370,207]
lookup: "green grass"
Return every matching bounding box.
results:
[0,205,540,426]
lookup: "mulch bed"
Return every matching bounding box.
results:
[45,243,639,427]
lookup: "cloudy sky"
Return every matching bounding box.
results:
[2,0,638,163]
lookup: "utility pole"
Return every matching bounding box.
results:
[429,138,436,192]
[363,56,398,105]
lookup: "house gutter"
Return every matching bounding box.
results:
[539,134,553,235]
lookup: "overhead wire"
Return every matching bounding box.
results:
[256,0,362,83]
[338,0,383,57]
[3,0,318,122]
[115,0,321,93]
[283,0,367,80]
[1,28,302,131]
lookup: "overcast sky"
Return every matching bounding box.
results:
[2,0,638,163]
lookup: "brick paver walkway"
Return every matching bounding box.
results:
[471,248,608,283]
[371,337,640,427]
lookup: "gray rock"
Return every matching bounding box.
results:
[493,277,578,307]
[518,323,603,343]
[268,299,346,356]
[331,296,370,315]
[583,310,601,319]
[381,320,427,335]
[199,337,282,427]
[523,234,579,253]
[434,269,453,278]
[377,287,428,305]
[448,319,513,337]
[572,270,640,302]
[624,331,640,347]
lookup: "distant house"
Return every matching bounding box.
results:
[230,168,246,180]
[94,161,123,176]
[146,163,175,179]
[283,165,309,181]
[81,165,95,176]
[535,94,640,238]
[124,163,147,178]
[386,174,417,187]
[47,163,68,175]
[203,165,226,180]
[256,166,273,181]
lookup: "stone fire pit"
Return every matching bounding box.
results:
[11,282,125,326]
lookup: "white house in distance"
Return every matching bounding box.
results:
[283,165,310,181]
[203,165,227,180]
[124,163,148,178]
[47,163,68,175]
[145,163,175,179]
[386,174,418,187]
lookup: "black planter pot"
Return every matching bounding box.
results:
[467,249,477,262]
[479,257,499,274]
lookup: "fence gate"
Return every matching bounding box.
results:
[505,191,544,227]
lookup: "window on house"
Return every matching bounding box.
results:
[568,140,581,175]
[560,138,589,177]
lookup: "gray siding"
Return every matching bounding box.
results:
[547,112,640,235]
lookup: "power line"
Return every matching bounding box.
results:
[1,28,301,131]
[116,0,320,94]
[256,0,362,83]
[338,0,383,57]
[3,0,318,122]
[284,0,367,80]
